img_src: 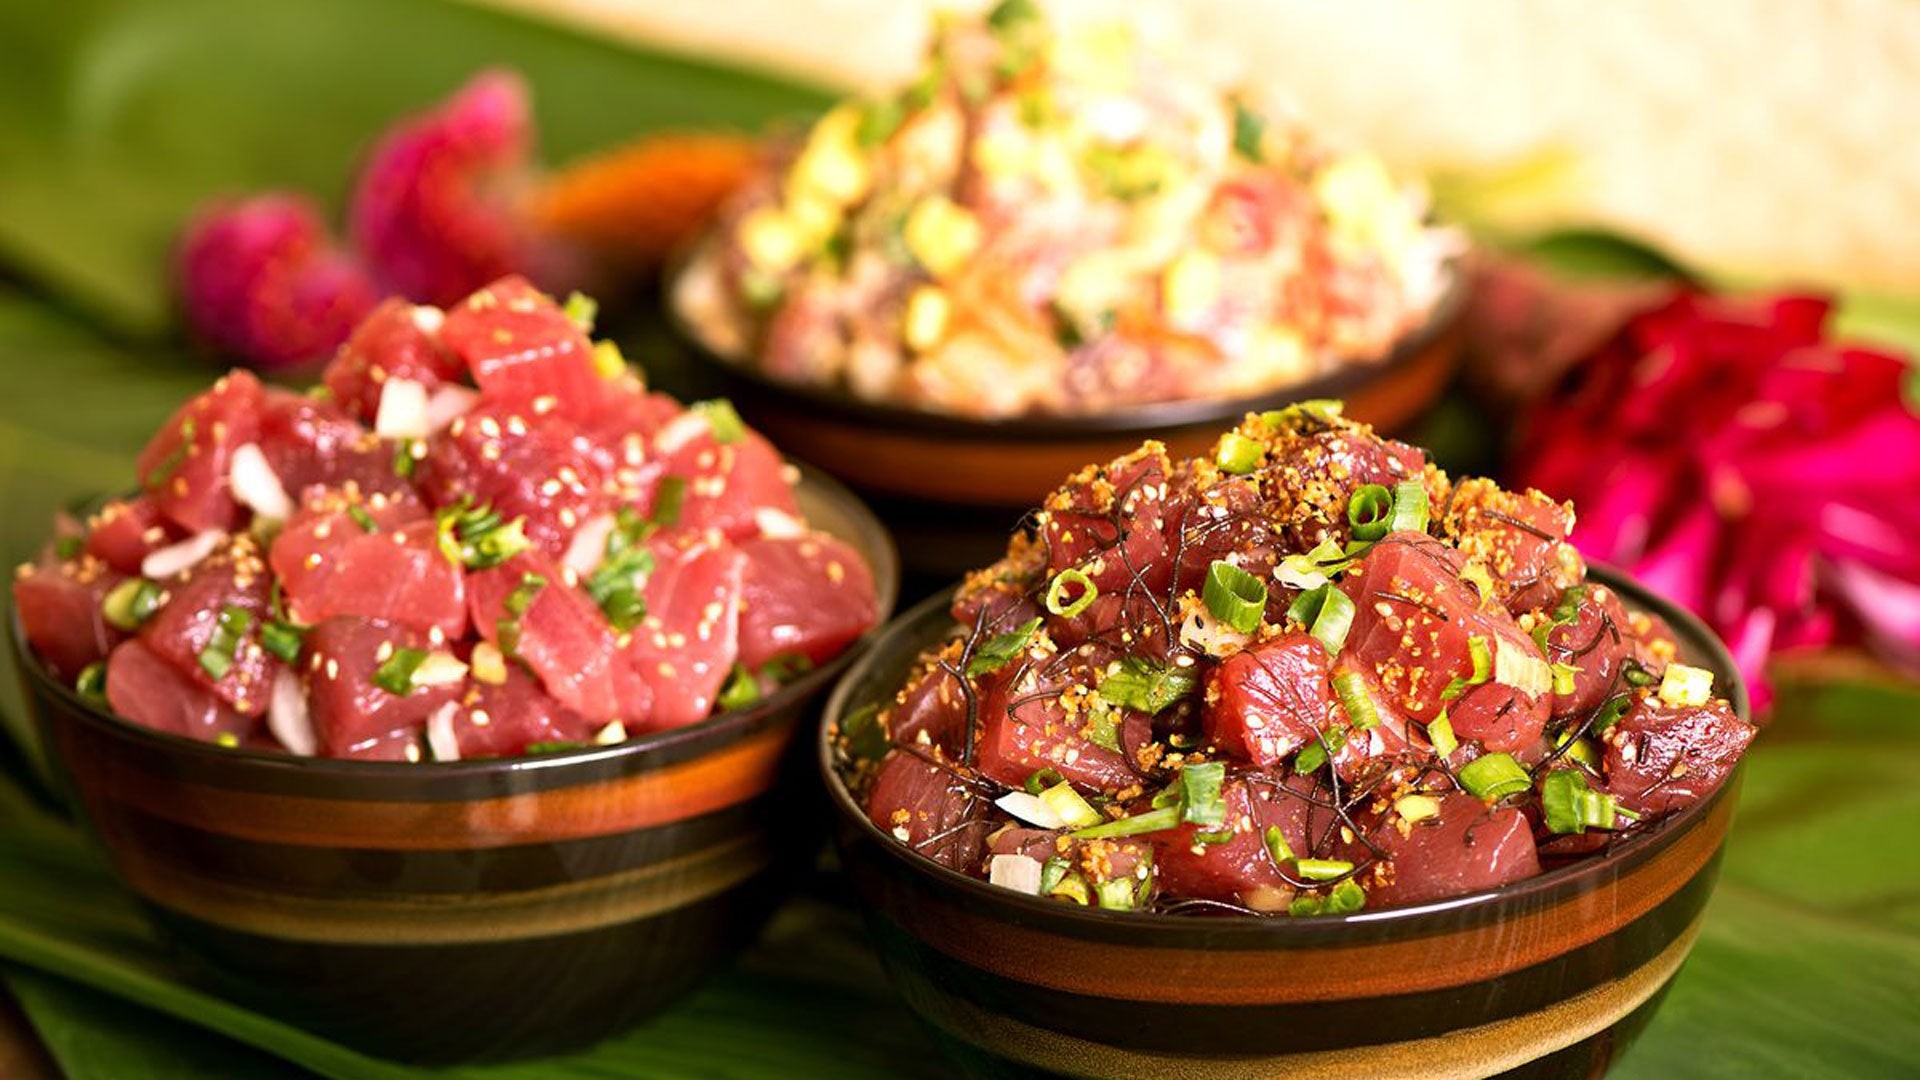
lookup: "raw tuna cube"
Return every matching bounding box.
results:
[439,276,606,418]
[577,388,680,505]
[256,387,403,500]
[883,661,967,754]
[470,554,650,723]
[652,419,799,541]
[735,533,878,669]
[84,498,178,576]
[1259,417,1436,551]
[14,557,125,682]
[269,492,466,637]
[972,650,1141,794]
[105,639,252,743]
[1362,792,1541,907]
[135,370,264,533]
[866,749,992,873]
[1442,478,1583,616]
[140,540,281,717]
[1152,774,1321,909]
[628,534,746,728]
[1040,444,1175,595]
[304,618,463,757]
[417,402,613,559]
[1163,470,1283,603]
[322,297,465,425]
[1601,695,1754,817]
[1542,584,1633,720]
[1204,632,1337,766]
[451,666,597,758]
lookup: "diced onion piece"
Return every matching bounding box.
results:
[229,443,293,521]
[410,650,469,687]
[994,790,1068,830]
[1494,636,1554,697]
[988,853,1045,895]
[652,412,709,455]
[141,529,226,580]
[409,305,445,333]
[594,720,629,746]
[425,385,479,432]
[563,513,618,576]
[1657,663,1715,707]
[267,668,317,757]
[374,378,432,439]
[470,642,508,685]
[1037,781,1102,829]
[754,508,808,539]
[425,702,461,763]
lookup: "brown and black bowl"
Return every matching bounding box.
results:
[675,272,1467,578]
[821,567,1748,1080]
[13,468,897,1065]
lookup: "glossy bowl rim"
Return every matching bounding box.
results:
[670,260,1467,441]
[14,462,899,783]
[818,563,1749,938]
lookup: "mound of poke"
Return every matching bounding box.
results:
[15,276,880,761]
[836,403,1753,913]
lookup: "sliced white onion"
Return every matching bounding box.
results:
[267,668,317,757]
[1495,636,1554,697]
[994,790,1068,830]
[374,378,432,439]
[424,385,480,433]
[651,412,710,455]
[988,854,1044,895]
[594,719,629,746]
[409,305,446,333]
[1274,560,1330,592]
[754,508,807,540]
[411,650,469,687]
[425,701,461,763]
[141,529,226,580]
[228,443,293,522]
[563,513,617,576]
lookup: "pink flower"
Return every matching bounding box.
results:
[349,70,535,307]
[1514,291,1920,711]
[175,194,378,372]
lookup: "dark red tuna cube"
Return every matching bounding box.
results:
[1601,695,1754,817]
[304,617,464,757]
[14,557,125,682]
[452,666,598,758]
[417,402,613,559]
[140,540,281,716]
[972,651,1143,795]
[256,387,403,500]
[136,369,264,533]
[883,661,967,755]
[470,553,651,723]
[1039,444,1175,596]
[84,497,178,576]
[268,491,467,638]
[439,276,607,419]
[1203,632,1337,767]
[1362,792,1541,907]
[105,639,253,744]
[1259,418,1435,551]
[1152,774,1322,909]
[1542,584,1633,721]
[322,297,465,425]
[652,420,799,542]
[866,748,992,873]
[1442,478,1583,616]
[628,533,746,729]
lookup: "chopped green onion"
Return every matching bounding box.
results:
[1458,752,1531,801]
[1259,400,1344,428]
[1556,732,1603,773]
[435,498,532,569]
[759,653,813,684]
[1023,768,1065,795]
[348,505,379,534]
[75,661,107,702]
[1287,583,1355,655]
[1038,782,1103,829]
[1193,827,1236,845]
[1591,693,1633,735]
[1072,805,1181,840]
[1388,477,1430,534]
[1231,101,1265,162]
[1203,560,1268,633]
[1551,662,1580,697]
[692,399,746,445]
[197,605,253,681]
[986,0,1039,31]
[1095,877,1140,910]
[392,438,419,479]
[504,573,547,617]
[1216,432,1263,475]
[651,476,686,528]
[1045,569,1099,618]
[1346,484,1393,541]
[372,646,429,696]
[1428,713,1458,757]
[839,703,888,761]
[1038,857,1071,896]
[1263,825,1293,864]
[55,536,84,561]
[584,542,655,632]
[1295,858,1353,882]
[1096,657,1199,715]
[1332,670,1379,730]
[1276,537,1364,590]
[717,664,762,712]
[1541,768,1627,834]
[1441,635,1494,701]
[1294,728,1347,774]
[1532,585,1587,650]
[1326,878,1367,913]
[526,740,590,754]
[1176,761,1227,826]
[1657,663,1715,707]
[1622,659,1656,687]
[967,617,1041,676]
[261,621,305,663]
[101,578,165,631]
[1083,704,1121,752]
[563,291,598,331]
[1288,894,1326,917]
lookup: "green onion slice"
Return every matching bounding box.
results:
[651,477,687,528]
[1287,583,1355,655]
[1327,878,1367,913]
[1551,662,1580,697]
[1203,560,1267,633]
[1045,569,1099,618]
[1332,670,1379,730]
[261,621,305,663]
[1216,432,1263,475]
[197,604,254,681]
[1294,727,1348,774]
[1295,858,1353,882]
[692,399,746,445]
[1231,101,1265,162]
[1441,635,1494,701]
[1177,761,1227,826]
[1428,712,1459,757]
[967,617,1041,677]
[1532,584,1587,650]
[1388,477,1430,534]
[1024,768,1065,796]
[839,703,888,761]
[1540,768,1631,834]
[75,661,107,702]
[372,646,429,696]
[1458,751,1531,801]
[348,505,379,534]
[1263,825,1294,864]
[1346,483,1393,541]
[563,291,598,331]
[435,498,532,569]
[1095,877,1140,910]
[101,578,165,631]
[716,664,762,712]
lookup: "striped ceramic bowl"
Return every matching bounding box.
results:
[15,469,896,1064]
[821,568,1748,1080]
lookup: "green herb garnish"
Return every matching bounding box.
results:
[967,617,1041,677]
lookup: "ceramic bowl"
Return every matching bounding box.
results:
[820,567,1748,1080]
[14,468,897,1065]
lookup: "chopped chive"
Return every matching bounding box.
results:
[716,664,762,712]
[1045,568,1099,618]
[1458,752,1531,801]
[261,621,305,663]
[1428,713,1458,757]
[1288,583,1355,655]
[692,399,746,445]
[967,617,1041,677]
[101,578,165,631]
[435,497,531,569]
[1177,761,1227,826]
[1288,894,1326,917]
[372,646,428,695]
[651,477,686,528]
[55,536,84,560]
[75,661,107,701]
[1263,825,1294,864]
[1441,635,1494,701]
[348,505,379,533]
[1541,768,1626,834]
[1346,483,1393,541]
[1327,878,1367,913]
[1332,670,1379,730]
[1295,858,1353,882]
[196,604,253,681]
[1095,876,1140,910]
[1203,560,1267,634]
[1551,662,1580,697]
[1096,656,1199,715]
[1622,659,1656,687]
